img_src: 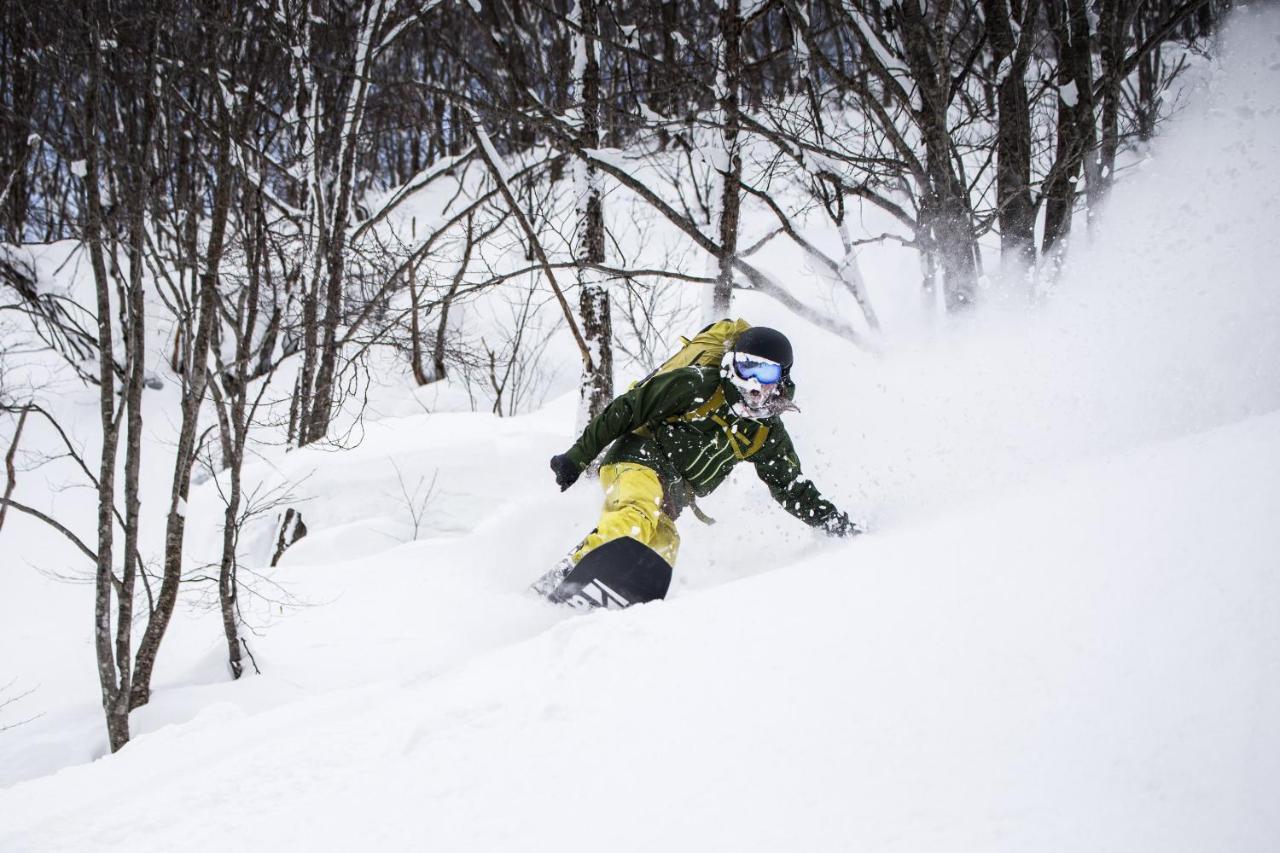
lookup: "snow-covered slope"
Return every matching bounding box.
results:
[2,408,1278,852]
[2,6,1279,851]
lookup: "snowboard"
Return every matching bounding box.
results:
[547,537,672,610]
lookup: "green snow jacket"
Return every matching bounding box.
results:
[564,365,847,530]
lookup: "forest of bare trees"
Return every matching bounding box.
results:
[0,0,1227,751]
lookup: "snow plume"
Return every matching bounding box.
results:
[825,7,1280,525]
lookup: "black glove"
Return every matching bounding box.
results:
[821,512,862,538]
[550,453,583,492]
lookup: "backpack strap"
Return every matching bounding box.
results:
[633,383,725,440]
[709,413,770,460]
[676,385,725,423]
[635,383,769,461]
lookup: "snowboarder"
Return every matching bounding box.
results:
[533,322,858,597]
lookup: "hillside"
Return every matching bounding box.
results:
[2,403,1278,852]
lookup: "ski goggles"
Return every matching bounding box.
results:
[732,354,784,385]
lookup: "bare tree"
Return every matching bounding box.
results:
[572,0,614,419]
[709,0,744,320]
[131,0,268,709]
[76,0,161,752]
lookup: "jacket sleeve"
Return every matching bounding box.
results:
[751,421,846,530]
[564,368,709,470]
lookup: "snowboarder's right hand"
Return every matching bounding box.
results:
[822,512,861,538]
[550,453,583,492]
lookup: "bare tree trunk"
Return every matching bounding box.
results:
[130,100,234,710]
[208,356,246,680]
[899,0,978,310]
[1097,0,1132,191]
[573,0,613,421]
[210,192,277,680]
[408,259,430,386]
[0,406,28,535]
[78,5,163,751]
[83,41,129,755]
[218,419,245,679]
[0,10,35,243]
[116,187,147,744]
[1067,0,1102,231]
[712,0,743,319]
[986,0,1040,273]
[1043,0,1092,254]
[81,12,151,751]
[1133,5,1164,141]
[432,211,477,381]
[299,0,392,446]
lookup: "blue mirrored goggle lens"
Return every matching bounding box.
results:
[733,356,783,384]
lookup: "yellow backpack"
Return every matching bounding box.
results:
[635,317,771,457]
[634,318,749,423]
[648,317,752,377]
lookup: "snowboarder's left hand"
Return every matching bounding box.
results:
[550,453,583,492]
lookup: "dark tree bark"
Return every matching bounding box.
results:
[0,7,36,242]
[0,407,28,535]
[432,212,478,383]
[898,0,979,309]
[1043,0,1098,254]
[80,3,161,753]
[575,0,613,420]
[985,0,1040,269]
[83,25,128,756]
[1097,0,1134,190]
[1134,11,1161,142]
[712,0,744,319]
[207,187,286,680]
[1068,0,1102,226]
[408,257,430,386]
[303,4,378,445]
[130,82,238,710]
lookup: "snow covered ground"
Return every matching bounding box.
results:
[2,406,1278,852]
[2,7,1280,852]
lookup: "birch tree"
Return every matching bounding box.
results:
[571,0,614,420]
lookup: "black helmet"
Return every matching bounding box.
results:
[733,326,793,371]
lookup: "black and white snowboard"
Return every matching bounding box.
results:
[546,537,672,610]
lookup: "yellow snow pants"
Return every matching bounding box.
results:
[573,463,681,567]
